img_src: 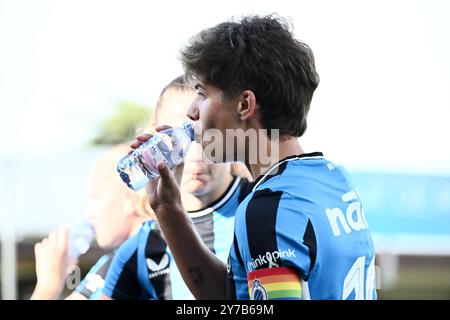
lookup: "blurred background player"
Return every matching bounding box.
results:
[30,145,152,299]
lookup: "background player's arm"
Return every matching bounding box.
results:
[30,227,72,300]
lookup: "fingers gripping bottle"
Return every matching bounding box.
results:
[117,121,195,190]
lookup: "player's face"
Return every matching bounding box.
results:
[87,157,132,250]
[157,89,230,196]
[187,81,244,163]
[181,142,231,196]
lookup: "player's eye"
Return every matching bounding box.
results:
[196,91,206,99]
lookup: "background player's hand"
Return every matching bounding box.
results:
[130,126,184,215]
[31,226,75,299]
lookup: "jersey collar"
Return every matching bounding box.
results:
[251,152,324,192]
[187,176,241,218]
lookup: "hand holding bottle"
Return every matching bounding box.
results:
[118,121,194,190]
[31,226,71,299]
[128,125,185,215]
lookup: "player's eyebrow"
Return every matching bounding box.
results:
[194,83,206,91]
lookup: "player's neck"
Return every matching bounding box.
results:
[182,173,234,212]
[247,136,304,179]
[129,216,148,237]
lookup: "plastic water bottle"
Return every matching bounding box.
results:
[117,121,195,190]
[67,219,95,259]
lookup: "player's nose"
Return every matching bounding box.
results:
[187,101,199,121]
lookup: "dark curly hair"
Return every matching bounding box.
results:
[181,14,319,137]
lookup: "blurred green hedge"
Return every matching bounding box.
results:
[91,102,153,145]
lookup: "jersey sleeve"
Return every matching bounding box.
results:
[75,253,113,299]
[241,189,316,300]
[102,236,142,299]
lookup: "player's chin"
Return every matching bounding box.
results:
[184,171,211,182]
[183,179,209,195]
[94,236,109,250]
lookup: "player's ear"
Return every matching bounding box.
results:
[237,90,256,121]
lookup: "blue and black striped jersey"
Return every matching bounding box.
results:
[102,220,171,300]
[227,153,377,300]
[103,176,249,300]
[75,253,113,299]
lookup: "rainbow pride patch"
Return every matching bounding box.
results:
[247,266,302,300]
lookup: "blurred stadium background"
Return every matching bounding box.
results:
[1,0,449,299]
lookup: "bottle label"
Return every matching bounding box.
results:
[142,134,169,169]
[149,143,166,164]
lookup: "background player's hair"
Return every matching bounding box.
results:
[152,75,193,126]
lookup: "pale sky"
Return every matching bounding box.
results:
[1,0,449,174]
